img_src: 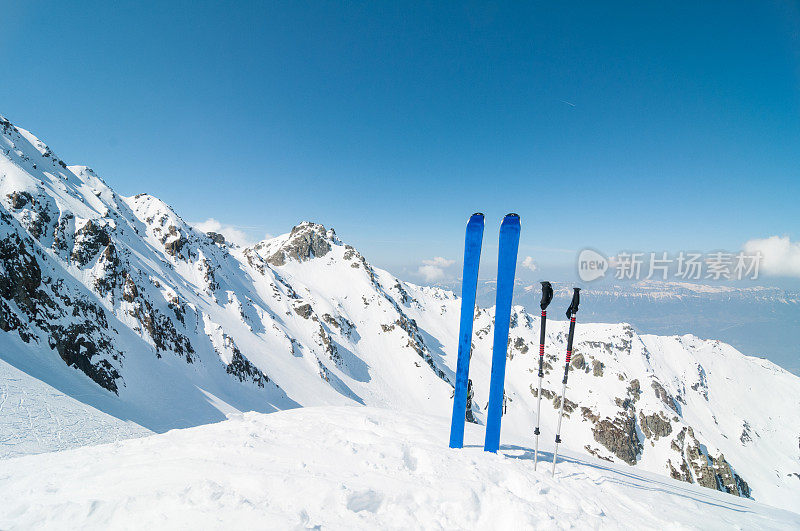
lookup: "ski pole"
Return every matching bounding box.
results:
[533,281,553,470]
[552,287,580,477]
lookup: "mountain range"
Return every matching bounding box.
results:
[1,114,798,513]
[431,279,800,376]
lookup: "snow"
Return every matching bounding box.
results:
[0,353,150,459]
[2,113,800,523]
[1,406,797,530]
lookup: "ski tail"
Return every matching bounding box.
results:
[483,213,521,453]
[449,213,485,448]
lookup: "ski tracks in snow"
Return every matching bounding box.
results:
[0,359,150,459]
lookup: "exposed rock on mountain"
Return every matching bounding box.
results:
[258,221,333,266]
[1,115,798,513]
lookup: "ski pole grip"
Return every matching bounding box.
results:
[566,287,580,318]
[538,286,549,375]
[540,281,553,310]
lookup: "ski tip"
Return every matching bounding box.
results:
[467,213,485,227]
[500,213,521,229]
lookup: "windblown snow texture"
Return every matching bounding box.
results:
[449,213,484,448]
[484,214,521,453]
[2,407,799,530]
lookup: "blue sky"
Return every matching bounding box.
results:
[1,1,798,283]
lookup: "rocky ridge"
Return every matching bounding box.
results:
[1,115,798,511]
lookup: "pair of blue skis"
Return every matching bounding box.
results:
[449,212,521,453]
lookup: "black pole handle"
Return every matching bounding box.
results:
[538,281,552,377]
[540,281,553,310]
[566,287,580,318]
[562,288,580,384]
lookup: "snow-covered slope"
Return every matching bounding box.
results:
[1,115,799,513]
[1,407,798,530]
[0,354,150,459]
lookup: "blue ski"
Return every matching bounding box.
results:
[449,213,485,448]
[484,213,521,453]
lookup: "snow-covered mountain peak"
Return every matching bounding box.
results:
[1,114,799,514]
[11,126,54,158]
[125,192,187,229]
[251,220,338,266]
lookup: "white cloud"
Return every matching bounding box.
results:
[743,235,800,278]
[192,218,264,247]
[521,256,538,272]
[418,265,446,282]
[422,256,455,268]
[417,256,455,282]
